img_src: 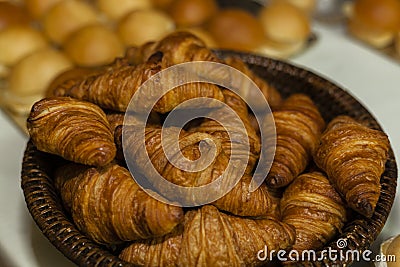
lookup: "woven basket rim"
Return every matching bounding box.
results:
[21,51,398,267]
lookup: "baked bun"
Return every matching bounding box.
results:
[117,9,175,47]
[259,2,310,45]
[0,25,48,66]
[0,2,31,31]
[24,0,63,19]
[6,48,72,114]
[257,2,310,58]
[64,24,124,67]
[348,19,395,48]
[207,9,264,51]
[273,0,316,14]
[255,37,307,59]
[395,32,400,57]
[168,0,218,27]
[42,0,99,45]
[348,0,400,48]
[96,0,152,21]
[380,235,400,267]
[151,0,174,9]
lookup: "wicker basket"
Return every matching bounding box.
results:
[21,52,398,266]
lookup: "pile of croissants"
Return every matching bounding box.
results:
[26,31,390,266]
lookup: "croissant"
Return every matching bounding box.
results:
[120,205,295,266]
[121,126,273,217]
[54,163,184,245]
[127,31,220,66]
[265,94,325,188]
[52,55,162,112]
[48,57,130,98]
[27,97,116,166]
[54,54,224,113]
[191,89,261,174]
[280,172,347,253]
[314,115,390,217]
[224,56,282,110]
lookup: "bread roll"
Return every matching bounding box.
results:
[395,32,400,57]
[42,0,99,45]
[274,0,316,14]
[255,37,307,59]
[96,0,152,20]
[348,0,400,48]
[259,2,311,45]
[0,25,48,66]
[207,9,264,51]
[380,235,400,267]
[64,24,124,67]
[353,0,400,32]
[0,2,31,31]
[151,0,174,9]
[24,0,63,19]
[168,0,218,27]
[6,48,72,114]
[348,19,395,48]
[117,9,175,47]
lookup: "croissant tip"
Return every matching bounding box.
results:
[354,199,375,218]
[266,174,287,188]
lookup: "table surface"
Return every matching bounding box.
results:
[0,23,399,267]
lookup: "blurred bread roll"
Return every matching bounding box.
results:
[24,0,63,19]
[396,32,400,57]
[273,0,316,14]
[348,0,400,48]
[96,0,152,21]
[207,9,264,51]
[151,0,174,9]
[348,19,395,48]
[64,24,124,67]
[0,2,31,31]
[7,48,72,114]
[42,0,99,45]
[255,37,306,59]
[380,235,400,267]
[0,25,48,66]
[117,9,175,47]
[168,0,218,27]
[259,2,311,45]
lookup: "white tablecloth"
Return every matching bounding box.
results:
[0,23,399,266]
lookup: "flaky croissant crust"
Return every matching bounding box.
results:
[120,205,295,267]
[314,115,390,217]
[27,97,116,166]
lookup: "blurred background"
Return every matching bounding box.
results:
[1,0,400,266]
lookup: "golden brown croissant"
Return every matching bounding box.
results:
[120,205,295,266]
[192,89,261,174]
[54,163,184,245]
[48,57,130,98]
[265,94,325,188]
[314,115,390,217]
[52,57,162,112]
[130,31,221,66]
[224,56,282,109]
[53,54,224,113]
[27,97,116,166]
[280,172,347,252]
[122,126,273,217]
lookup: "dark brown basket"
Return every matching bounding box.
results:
[21,51,398,266]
